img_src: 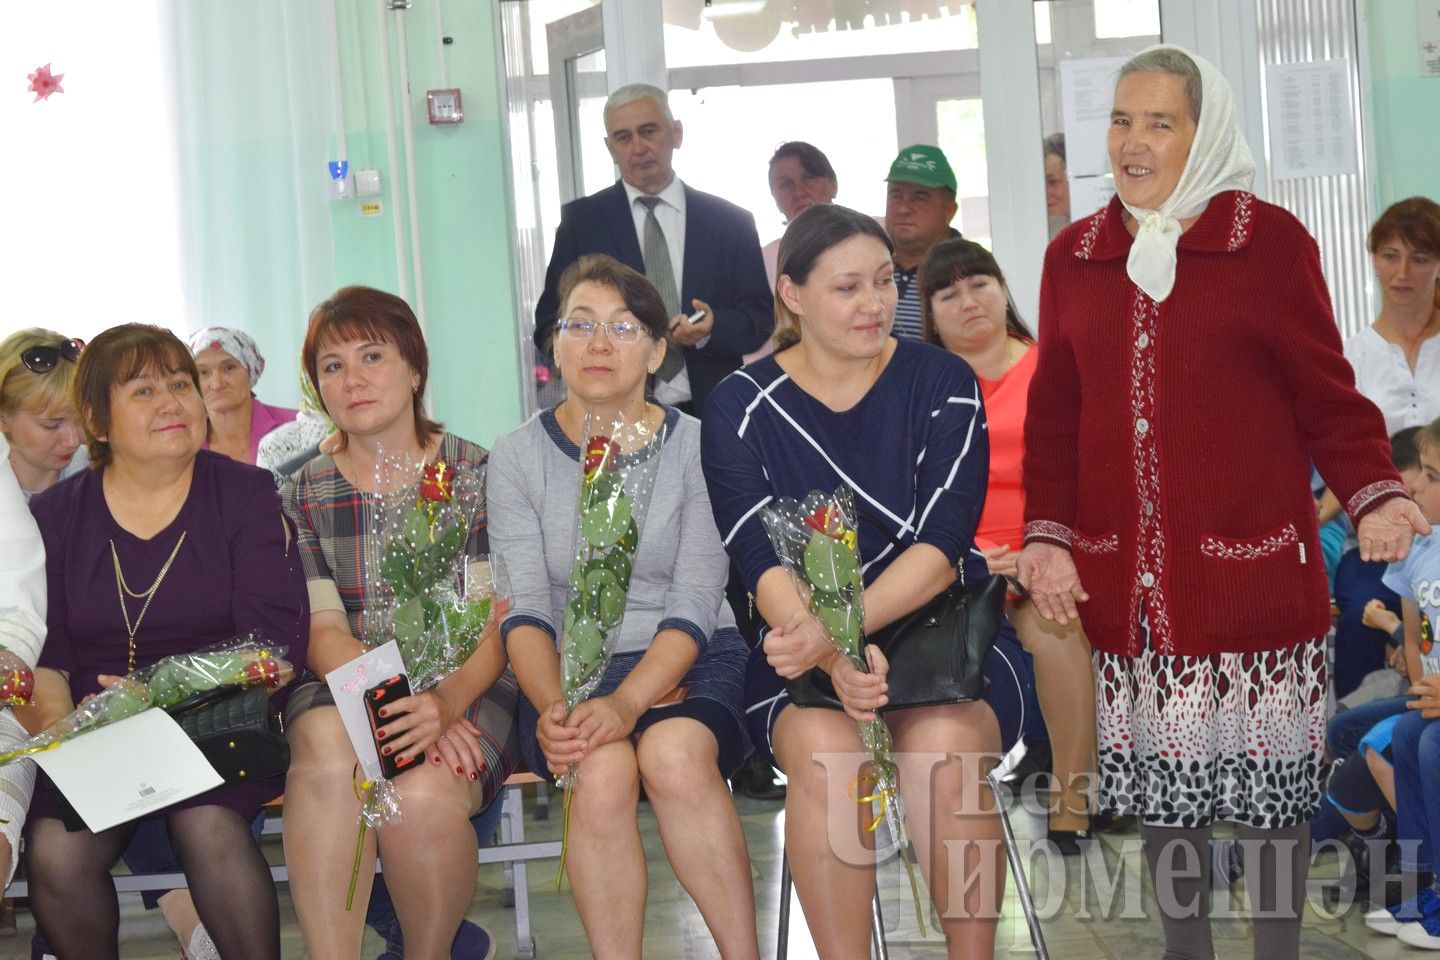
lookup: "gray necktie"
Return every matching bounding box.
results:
[637,196,685,381]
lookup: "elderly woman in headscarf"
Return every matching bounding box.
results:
[1019,45,1430,958]
[187,327,298,465]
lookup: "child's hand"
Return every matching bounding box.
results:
[1409,675,1440,718]
[1390,643,1410,678]
[1362,599,1401,635]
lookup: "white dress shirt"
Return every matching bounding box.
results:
[623,178,693,404]
[1344,325,1440,437]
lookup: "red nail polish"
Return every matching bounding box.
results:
[382,746,391,755]
[456,766,463,774]
[432,755,441,764]
[378,709,387,718]
[376,729,385,739]
[469,772,477,781]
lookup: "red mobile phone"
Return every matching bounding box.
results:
[365,674,418,779]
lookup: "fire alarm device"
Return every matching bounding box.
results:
[427,88,463,124]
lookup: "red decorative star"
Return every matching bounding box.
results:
[27,63,64,102]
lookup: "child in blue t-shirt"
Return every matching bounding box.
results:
[1365,419,1440,948]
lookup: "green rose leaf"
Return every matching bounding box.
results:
[602,550,633,589]
[402,508,431,551]
[811,589,861,653]
[582,496,633,548]
[618,517,639,553]
[431,522,466,562]
[803,531,859,594]
[393,597,425,647]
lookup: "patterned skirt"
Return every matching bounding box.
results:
[1094,633,1327,830]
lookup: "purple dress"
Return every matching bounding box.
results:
[27,450,309,822]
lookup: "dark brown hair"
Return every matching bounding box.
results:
[773,204,894,351]
[1417,418,1440,463]
[769,141,837,184]
[918,238,1033,345]
[554,254,670,345]
[73,324,200,468]
[301,285,441,448]
[1369,197,1440,257]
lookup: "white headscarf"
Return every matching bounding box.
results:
[187,326,266,387]
[1117,44,1255,302]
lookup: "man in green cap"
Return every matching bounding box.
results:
[884,144,961,339]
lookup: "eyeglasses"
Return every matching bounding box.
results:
[20,338,85,374]
[557,318,649,344]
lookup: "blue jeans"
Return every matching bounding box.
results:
[1390,709,1440,873]
[1332,549,1401,699]
[1329,695,1411,758]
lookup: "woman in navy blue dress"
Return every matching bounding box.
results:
[702,204,1031,956]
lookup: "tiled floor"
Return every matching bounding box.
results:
[0,784,1418,958]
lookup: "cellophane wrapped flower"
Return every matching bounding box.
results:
[555,412,667,883]
[362,455,495,693]
[761,487,927,933]
[0,649,34,708]
[347,452,499,905]
[0,636,293,767]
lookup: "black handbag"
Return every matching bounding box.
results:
[785,517,1009,712]
[166,685,290,785]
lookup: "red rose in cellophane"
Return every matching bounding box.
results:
[582,436,620,479]
[419,461,454,502]
[0,665,34,707]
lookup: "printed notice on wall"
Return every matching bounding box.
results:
[1421,0,1440,77]
[1058,58,1129,178]
[1264,59,1357,180]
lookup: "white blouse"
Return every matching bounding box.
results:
[1344,326,1440,438]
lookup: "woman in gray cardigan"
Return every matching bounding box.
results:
[487,255,758,960]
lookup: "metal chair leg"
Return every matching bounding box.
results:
[777,852,792,960]
[988,768,1050,960]
[779,848,889,958]
[869,884,888,960]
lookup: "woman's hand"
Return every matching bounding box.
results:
[1358,497,1432,563]
[536,699,587,776]
[376,688,457,762]
[1409,674,1440,718]
[424,716,487,780]
[982,544,1020,578]
[763,608,838,679]
[830,646,888,722]
[1017,542,1089,625]
[566,693,640,751]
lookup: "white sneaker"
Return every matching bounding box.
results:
[1367,905,1405,935]
[1398,920,1440,949]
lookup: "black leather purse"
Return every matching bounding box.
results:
[785,518,1009,712]
[167,685,290,785]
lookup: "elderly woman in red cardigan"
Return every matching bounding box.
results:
[1019,45,1430,959]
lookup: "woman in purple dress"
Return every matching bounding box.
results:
[24,323,308,960]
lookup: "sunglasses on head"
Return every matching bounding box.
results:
[20,338,85,374]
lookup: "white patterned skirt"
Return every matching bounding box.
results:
[1094,634,1327,829]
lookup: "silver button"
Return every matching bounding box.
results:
[1136,418,1149,434]
[1143,500,1154,517]
[1137,333,1150,348]
[1141,572,1156,588]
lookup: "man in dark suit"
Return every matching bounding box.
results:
[534,84,773,412]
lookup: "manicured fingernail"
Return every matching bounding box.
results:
[376,729,385,739]
[382,746,391,755]
[433,755,441,764]
[456,766,464,774]
[469,772,477,781]
[378,709,387,718]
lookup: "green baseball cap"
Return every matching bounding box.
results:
[886,144,957,192]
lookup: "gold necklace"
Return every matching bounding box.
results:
[110,531,187,673]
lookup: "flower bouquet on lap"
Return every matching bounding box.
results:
[0,636,294,766]
[555,414,666,882]
[761,488,926,932]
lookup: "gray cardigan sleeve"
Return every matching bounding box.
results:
[486,429,559,645]
[0,436,45,667]
[656,431,729,655]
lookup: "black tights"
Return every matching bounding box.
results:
[28,806,279,960]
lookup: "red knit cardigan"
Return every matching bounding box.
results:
[1023,191,1406,657]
